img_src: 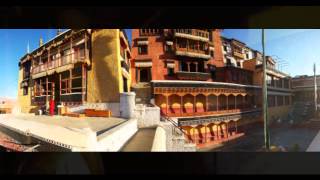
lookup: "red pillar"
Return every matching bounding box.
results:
[216,95,219,111]
[205,95,209,112]
[180,96,183,116]
[166,96,169,116]
[204,125,207,144]
[226,122,229,139]
[193,95,196,113]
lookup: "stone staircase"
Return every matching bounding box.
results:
[120,128,156,152]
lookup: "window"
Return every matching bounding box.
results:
[277,96,284,106]
[237,62,241,67]
[267,75,272,86]
[138,67,152,82]
[210,50,214,57]
[140,29,160,36]
[181,62,188,72]
[23,87,28,96]
[138,45,148,55]
[226,59,232,67]
[223,46,227,51]
[268,95,275,107]
[285,96,290,105]
[178,39,187,49]
[167,68,174,76]
[165,44,172,52]
[246,53,249,59]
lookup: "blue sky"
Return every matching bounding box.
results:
[0,29,318,99]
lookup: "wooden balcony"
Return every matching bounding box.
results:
[161,106,261,119]
[175,47,211,59]
[176,71,211,81]
[173,29,209,42]
[233,51,245,59]
[32,52,87,75]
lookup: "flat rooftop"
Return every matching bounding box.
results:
[2,114,125,134]
[0,114,127,150]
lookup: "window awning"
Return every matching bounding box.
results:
[32,72,47,79]
[137,41,149,45]
[166,41,173,45]
[166,61,175,68]
[135,61,152,67]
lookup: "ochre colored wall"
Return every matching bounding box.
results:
[119,31,132,94]
[17,68,38,113]
[87,29,122,103]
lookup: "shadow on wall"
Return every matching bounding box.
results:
[91,31,120,103]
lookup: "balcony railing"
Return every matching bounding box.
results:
[32,52,86,75]
[176,71,211,81]
[173,29,209,41]
[175,47,211,59]
[233,51,244,59]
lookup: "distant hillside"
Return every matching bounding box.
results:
[0,97,17,105]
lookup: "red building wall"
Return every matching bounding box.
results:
[131,29,224,85]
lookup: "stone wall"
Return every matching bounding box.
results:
[135,104,160,128]
[160,122,196,152]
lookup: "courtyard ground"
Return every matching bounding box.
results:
[199,120,320,152]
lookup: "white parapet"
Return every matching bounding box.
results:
[96,119,138,151]
[135,104,160,128]
[151,125,167,152]
[120,92,136,119]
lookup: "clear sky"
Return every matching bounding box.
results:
[0,29,318,99]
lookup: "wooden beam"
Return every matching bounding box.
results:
[235,121,238,134]
[70,36,73,63]
[180,96,183,115]
[226,123,229,138]
[40,78,42,96]
[82,64,86,103]
[166,96,169,115]
[204,125,207,144]
[205,95,208,112]
[193,95,196,113]
[216,95,219,111]
[59,73,62,96]
[46,77,48,104]
[69,69,72,93]
[226,95,229,110]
